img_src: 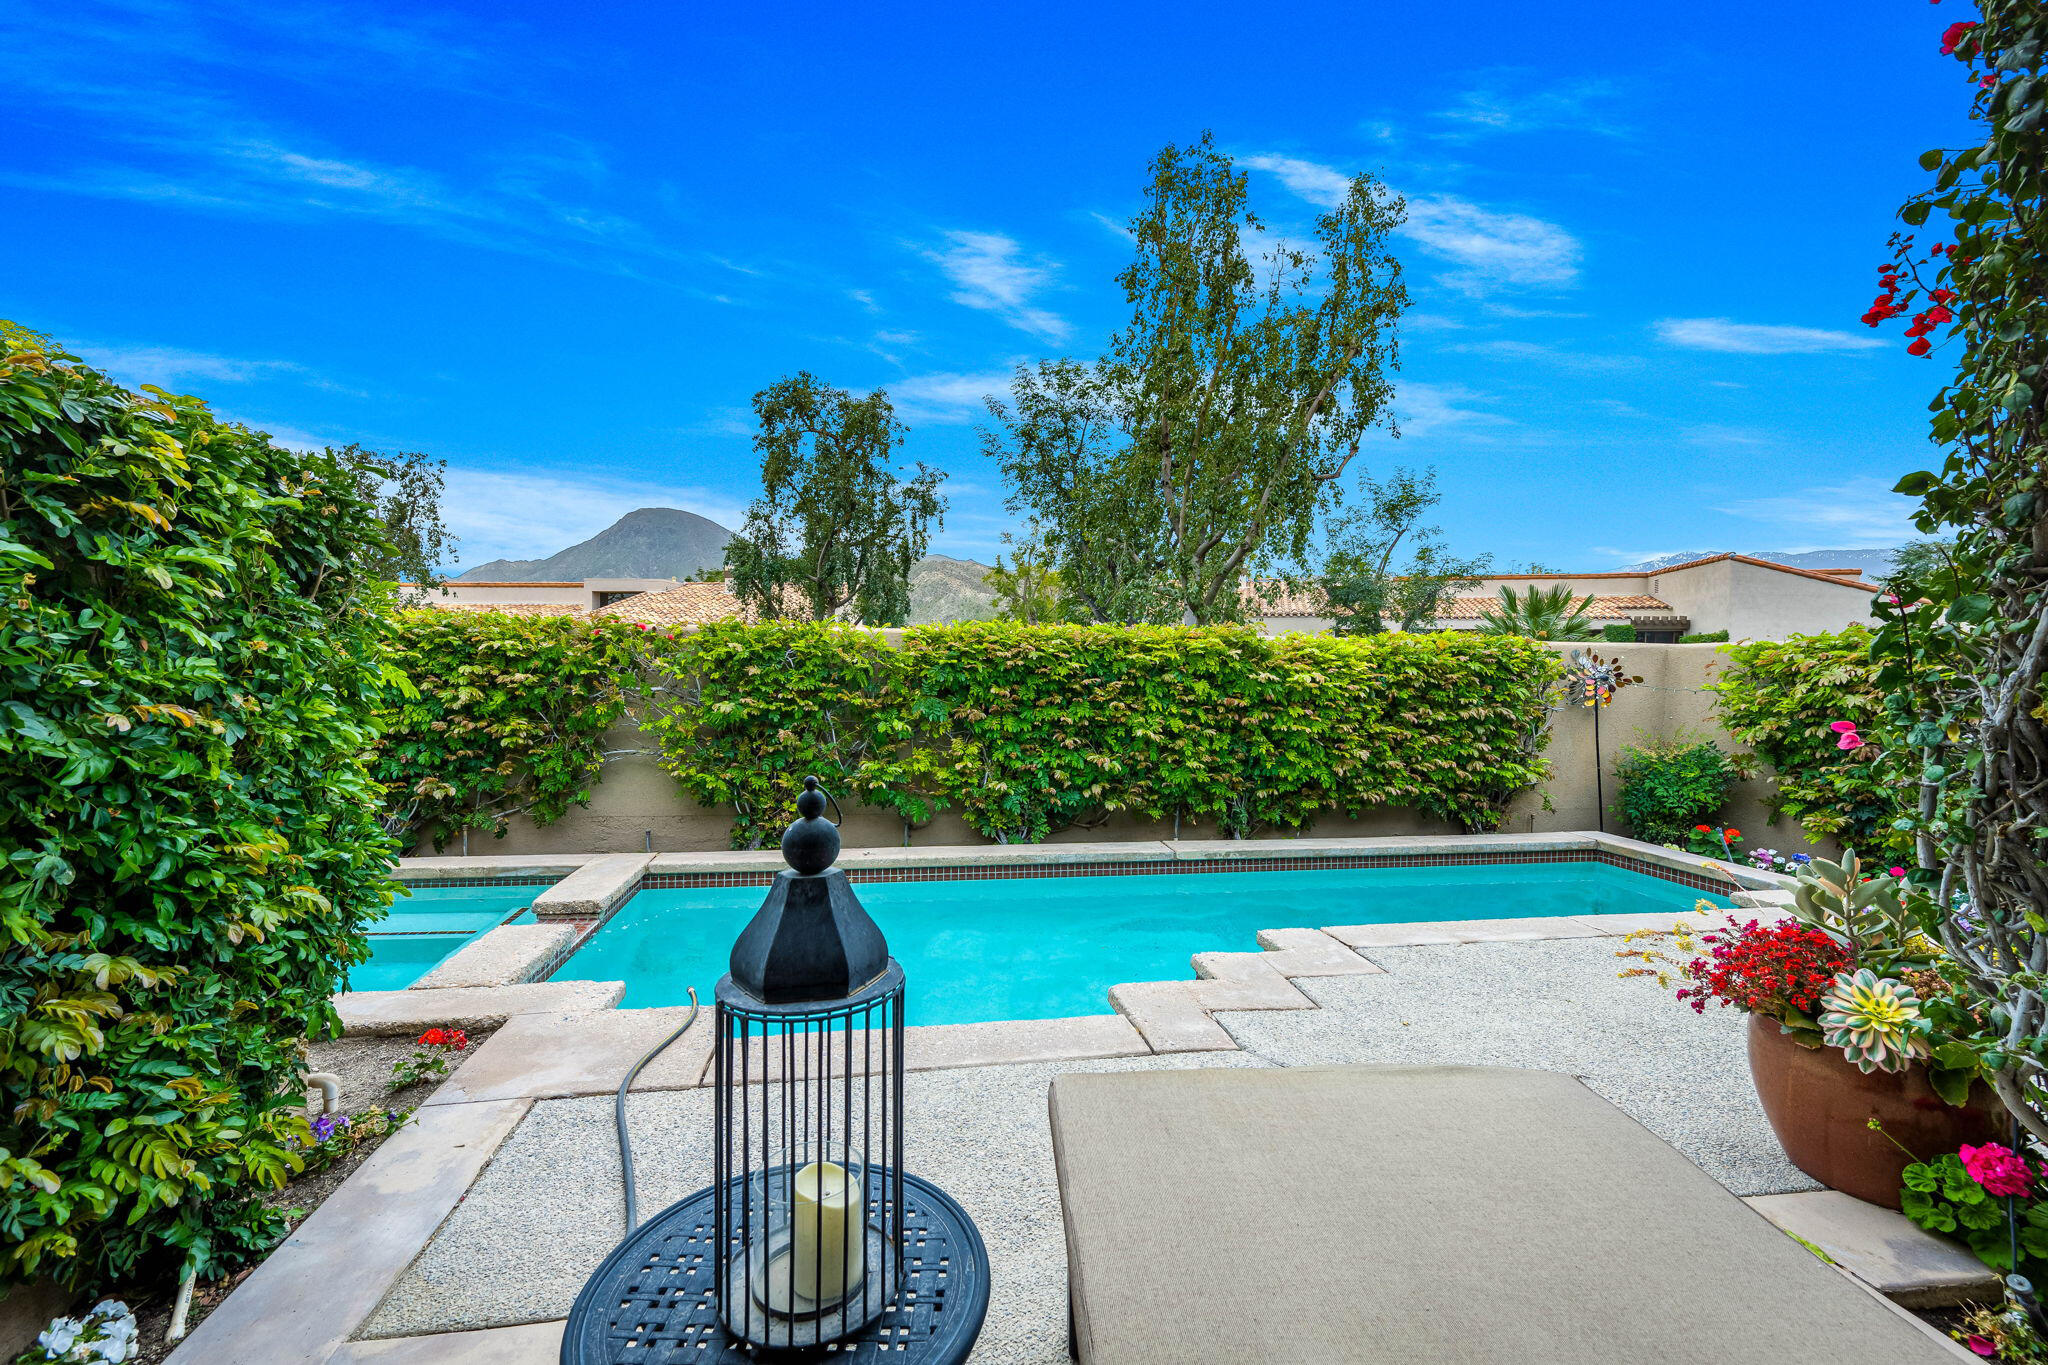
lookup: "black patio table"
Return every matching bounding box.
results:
[561,1170,990,1363]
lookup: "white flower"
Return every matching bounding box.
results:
[89,1300,128,1321]
[37,1317,84,1356]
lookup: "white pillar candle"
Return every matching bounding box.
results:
[791,1161,864,1302]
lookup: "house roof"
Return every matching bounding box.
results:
[1437,594,1674,621]
[425,601,590,618]
[589,581,746,627]
[1470,554,1881,593]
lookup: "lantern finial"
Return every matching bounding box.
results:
[728,778,887,1004]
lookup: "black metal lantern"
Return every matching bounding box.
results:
[711,777,906,1348]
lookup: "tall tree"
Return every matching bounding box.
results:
[328,443,456,595]
[1316,467,1489,634]
[725,373,945,625]
[986,132,1408,623]
[984,525,1077,624]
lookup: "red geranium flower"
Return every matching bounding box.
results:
[419,1028,446,1046]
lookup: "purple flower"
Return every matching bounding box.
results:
[311,1113,350,1143]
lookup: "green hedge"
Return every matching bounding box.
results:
[371,612,645,850]
[1679,630,1729,644]
[1708,626,1910,858]
[0,330,397,1286]
[1601,622,1637,643]
[642,622,1564,846]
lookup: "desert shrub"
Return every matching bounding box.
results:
[1612,739,1740,844]
[0,328,397,1287]
[370,612,644,850]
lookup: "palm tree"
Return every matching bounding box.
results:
[1476,584,1598,640]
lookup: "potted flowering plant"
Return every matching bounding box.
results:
[1634,850,2001,1206]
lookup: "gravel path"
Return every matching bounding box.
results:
[1219,936,1818,1197]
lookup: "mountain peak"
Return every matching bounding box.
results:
[454,506,735,582]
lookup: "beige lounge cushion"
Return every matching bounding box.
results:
[1049,1064,1965,1364]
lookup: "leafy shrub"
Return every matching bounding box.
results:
[1612,739,1739,844]
[371,612,643,849]
[1679,630,1729,644]
[0,329,397,1286]
[639,622,1563,846]
[1601,622,1637,643]
[1708,627,1911,858]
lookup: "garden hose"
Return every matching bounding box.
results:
[615,988,700,1232]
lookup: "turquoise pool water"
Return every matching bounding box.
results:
[552,861,1725,1024]
[350,884,541,992]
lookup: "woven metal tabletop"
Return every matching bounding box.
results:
[561,1170,990,1363]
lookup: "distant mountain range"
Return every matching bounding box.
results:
[456,507,736,582]
[1612,547,1902,578]
[453,506,998,623]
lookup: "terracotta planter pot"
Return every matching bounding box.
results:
[1747,1013,2003,1208]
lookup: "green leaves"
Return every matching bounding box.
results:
[634,621,1560,847]
[1,324,396,1287]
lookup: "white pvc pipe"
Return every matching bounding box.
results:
[164,1268,196,1344]
[305,1072,341,1115]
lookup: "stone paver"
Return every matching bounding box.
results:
[412,923,577,990]
[531,852,652,919]
[1250,926,1391,974]
[393,854,591,881]
[425,1005,712,1105]
[337,981,624,1036]
[331,1320,563,1364]
[359,1052,1260,1360]
[1220,936,1821,1197]
[1747,1190,2003,1308]
[1105,980,1236,1051]
[167,1098,531,1365]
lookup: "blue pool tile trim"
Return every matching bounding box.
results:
[635,849,1741,895]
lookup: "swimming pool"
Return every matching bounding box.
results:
[550,861,1725,1024]
[351,884,542,992]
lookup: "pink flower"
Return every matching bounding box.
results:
[1830,721,1858,733]
[1966,1334,1997,1356]
[1888,867,1907,878]
[1830,721,1867,751]
[1961,1143,2034,1198]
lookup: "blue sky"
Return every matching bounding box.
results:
[2,1,1970,571]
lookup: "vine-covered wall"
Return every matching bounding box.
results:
[385,618,1565,850]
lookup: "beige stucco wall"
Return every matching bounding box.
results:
[418,641,1829,862]
[1648,559,1875,640]
[408,578,683,610]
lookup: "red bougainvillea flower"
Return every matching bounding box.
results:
[419,1028,447,1046]
[1940,20,1979,54]
[1960,1143,2035,1198]
[1965,1335,1996,1357]
[1930,288,1955,303]
[1908,337,1933,356]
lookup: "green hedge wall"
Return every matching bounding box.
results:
[1,330,397,1286]
[642,622,1564,847]
[371,611,645,850]
[1708,626,1911,858]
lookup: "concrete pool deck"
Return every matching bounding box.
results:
[170,872,1997,1365]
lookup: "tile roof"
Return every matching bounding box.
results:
[589,581,746,626]
[1437,594,1673,620]
[1470,554,1881,593]
[427,601,589,618]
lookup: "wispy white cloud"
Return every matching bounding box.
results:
[1655,318,1884,355]
[921,231,1069,342]
[1447,339,1637,371]
[848,288,881,313]
[1242,155,1580,296]
[440,466,752,569]
[1240,155,1353,209]
[1684,425,1774,447]
[1433,78,1625,139]
[1391,381,1512,438]
[71,340,337,390]
[1087,210,1134,242]
[1402,195,1581,294]
[1716,476,1920,548]
[893,369,1014,424]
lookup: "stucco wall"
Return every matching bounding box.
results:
[1652,559,1875,640]
[418,642,1829,861]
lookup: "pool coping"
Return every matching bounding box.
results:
[195,835,1805,1364]
[344,831,1790,1034]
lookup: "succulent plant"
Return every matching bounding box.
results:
[1819,969,1930,1074]
[1787,850,1928,973]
